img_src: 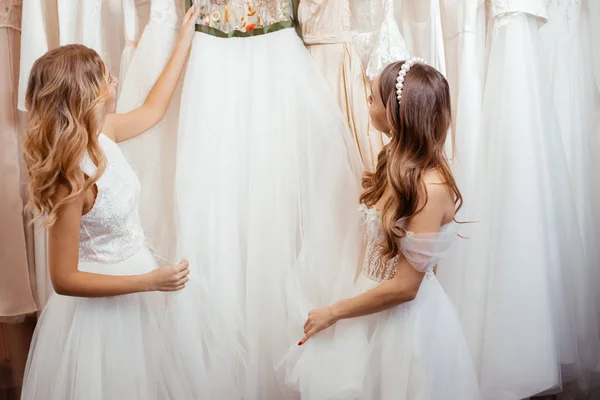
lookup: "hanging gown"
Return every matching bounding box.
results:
[174,0,363,397]
[540,2,600,389]
[589,0,600,91]
[118,0,182,265]
[284,205,481,400]
[118,0,138,87]
[17,0,58,311]
[435,0,489,381]
[393,0,446,75]
[451,1,594,398]
[56,0,125,76]
[299,0,381,171]
[0,0,37,322]
[21,133,201,400]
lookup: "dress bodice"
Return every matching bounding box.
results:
[79,134,145,263]
[187,0,299,38]
[351,0,409,79]
[359,203,456,282]
[0,0,22,30]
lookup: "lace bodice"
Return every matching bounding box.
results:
[359,203,456,282]
[79,134,145,263]
[150,0,182,28]
[0,0,22,30]
[351,0,409,79]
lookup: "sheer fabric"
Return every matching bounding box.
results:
[284,204,480,400]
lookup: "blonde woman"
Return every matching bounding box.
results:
[20,8,205,399]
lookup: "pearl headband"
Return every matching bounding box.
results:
[396,57,427,106]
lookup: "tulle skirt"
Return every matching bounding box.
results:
[438,14,598,399]
[20,248,198,400]
[174,27,363,399]
[285,274,481,400]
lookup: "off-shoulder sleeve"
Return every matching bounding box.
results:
[399,226,457,273]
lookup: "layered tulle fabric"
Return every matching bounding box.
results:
[174,27,363,399]
[541,3,600,390]
[285,208,480,400]
[439,11,594,399]
[21,248,195,400]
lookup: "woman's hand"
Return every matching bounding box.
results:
[145,260,190,292]
[178,6,201,49]
[298,306,338,345]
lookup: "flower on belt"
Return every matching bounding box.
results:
[246,23,256,31]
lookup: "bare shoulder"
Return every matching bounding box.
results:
[411,171,456,228]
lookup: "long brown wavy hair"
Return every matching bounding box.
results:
[360,61,462,261]
[23,44,110,228]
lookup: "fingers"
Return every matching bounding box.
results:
[184,6,200,24]
[298,330,314,346]
[177,260,190,271]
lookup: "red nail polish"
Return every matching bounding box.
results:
[298,341,302,346]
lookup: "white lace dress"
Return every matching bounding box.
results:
[20,134,199,400]
[285,204,480,399]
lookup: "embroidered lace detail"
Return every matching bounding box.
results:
[150,0,182,28]
[359,204,456,282]
[0,0,22,30]
[365,0,409,79]
[191,0,294,34]
[79,134,145,262]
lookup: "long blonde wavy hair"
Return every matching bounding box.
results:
[360,61,462,261]
[23,44,110,228]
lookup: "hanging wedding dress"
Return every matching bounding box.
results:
[0,0,37,322]
[435,0,489,381]
[17,0,61,311]
[299,0,381,171]
[448,1,594,398]
[118,0,138,86]
[174,0,363,397]
[56,0,124,76]
[118,0,181,265]
[393,0,446,74]
[590,0,600,90]
[540,4,600,392]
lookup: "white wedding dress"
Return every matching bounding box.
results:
[541,1,600,388]
[118,0,182,265]
[446,1,594,398]
[435,0,489,384]
[393,0,446,75]
[174,1,363,397]
[116,2,210,397]
[57,0,125,76]
[21,133,199,399]
[284,204,481,400]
